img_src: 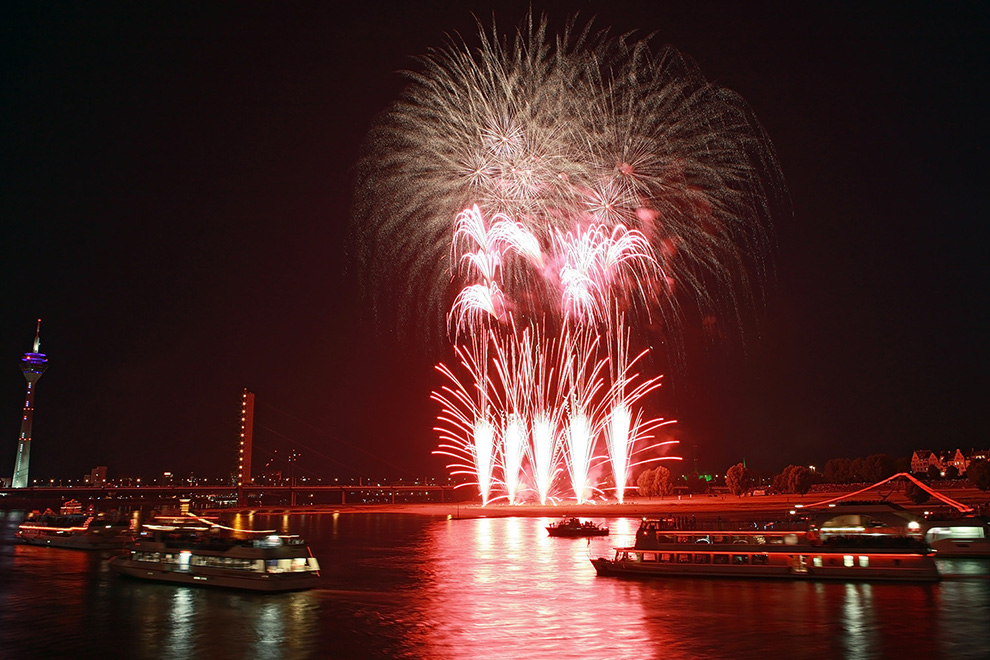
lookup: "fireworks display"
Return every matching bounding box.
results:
[355,13,781,504]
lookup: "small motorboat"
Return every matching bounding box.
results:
[547,517,609,538]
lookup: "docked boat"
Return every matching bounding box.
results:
[789,473,990,559]
[923,517,990,557]
[16,504,134,550]
[108,512,321,592]
[547,517,609,538]
[591,514,940,582]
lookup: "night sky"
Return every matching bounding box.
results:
[2,2,985,484]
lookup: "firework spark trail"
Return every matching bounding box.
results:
[489,325,531,505]
[528,328,566,505]
[530,413,557,505]
[605,315,635,503]
[606,402,632,503]
[566,411,594,504]
[431,347,498,505]
[561,329,608,503]
[555,223,661,325]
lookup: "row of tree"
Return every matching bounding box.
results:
[725,463,813,496]
[822,455,900,484]
[723,458,990,498]
[635,458,990,500]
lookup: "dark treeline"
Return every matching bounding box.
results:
[638,453,990,499]
[716,454,990,498]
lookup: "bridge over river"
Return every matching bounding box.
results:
[0,483,457,509]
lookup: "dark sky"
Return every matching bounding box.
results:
[1,2,986,484]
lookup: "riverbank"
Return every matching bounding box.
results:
[217,487,990,520]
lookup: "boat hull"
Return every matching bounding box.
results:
[547,528,609,538]
[929,539,990,558]
[546,518,609,537]
[16,512,134,550]
[591,557,940,582]
[591,545,940,582]
[16,528,133,550]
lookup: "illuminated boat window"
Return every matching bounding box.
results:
[858,556,869,567]
[843,555,855,567]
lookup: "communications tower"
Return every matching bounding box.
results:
[12,320,48,488]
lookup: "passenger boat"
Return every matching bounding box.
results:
[591,515,940,582]
[108,512,321,592]
[547,517,609,538]
[16,503,134,550]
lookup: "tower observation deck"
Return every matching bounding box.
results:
[12,320,48,488]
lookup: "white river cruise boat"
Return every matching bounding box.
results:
[109,512,321,592]
[591,512,940,582]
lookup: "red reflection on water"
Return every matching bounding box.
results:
[402,517,951,660]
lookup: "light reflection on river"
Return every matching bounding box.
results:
[2,511,988,659]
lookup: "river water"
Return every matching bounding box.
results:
[1,510,988,659]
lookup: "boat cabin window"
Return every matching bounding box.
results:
[694,553,711,564]
[731,554,749,565]
[713,554,729,564]
[677,553,692,563]
[752,554,769,565]
[812,556,823,568]
[927,526,986,542]
[659,553,675,563]
[843,555,855,567]
[642,552,657,562]
[858,556,869,567]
